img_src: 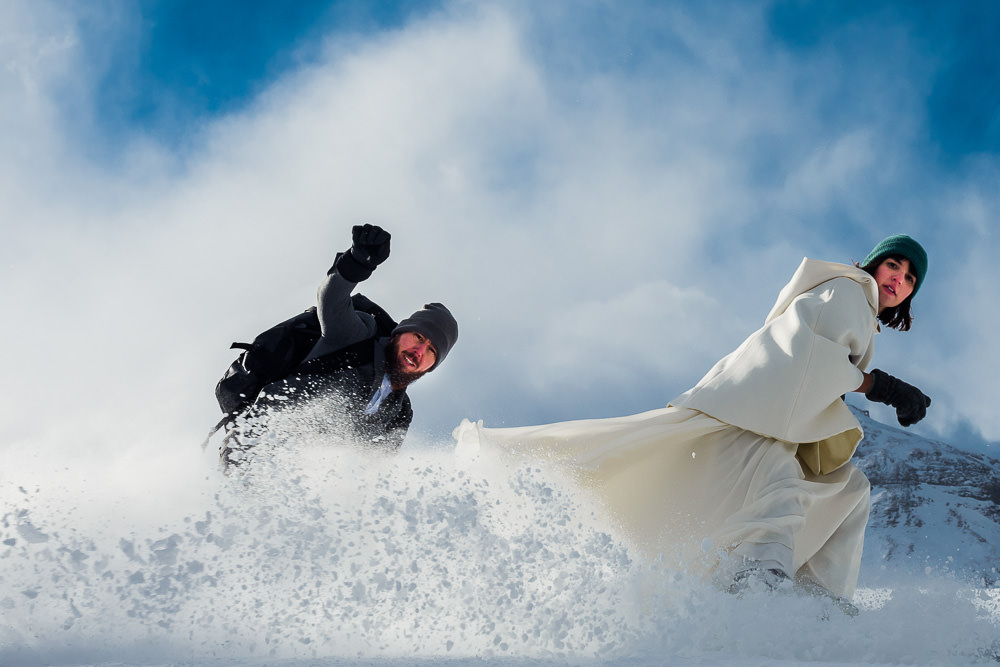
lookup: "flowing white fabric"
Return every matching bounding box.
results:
[454,407,869,600]
[453,260,881,599]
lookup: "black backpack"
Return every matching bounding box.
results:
[215,293,397,416]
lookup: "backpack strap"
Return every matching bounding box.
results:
[201,413,238,451]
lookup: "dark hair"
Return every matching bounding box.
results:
[857,254,913,331]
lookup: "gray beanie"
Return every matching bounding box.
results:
[392,303,458,370]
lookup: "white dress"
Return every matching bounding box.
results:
[454,260,880,599]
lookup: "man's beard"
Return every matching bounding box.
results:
[385,337,427,389]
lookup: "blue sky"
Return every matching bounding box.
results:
[80,1,436,155]
[79,1,1000,162]
[2,0,999,469]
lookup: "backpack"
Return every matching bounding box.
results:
[214,293,397,416]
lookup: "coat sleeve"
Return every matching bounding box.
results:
[306,270,378,360]
[671,277,876,474]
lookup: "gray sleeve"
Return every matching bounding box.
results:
[304,270,377,360]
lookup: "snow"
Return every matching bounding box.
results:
[1,421,998,666]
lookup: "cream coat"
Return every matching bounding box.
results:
[671,258,879,475]
[453,258,881,599]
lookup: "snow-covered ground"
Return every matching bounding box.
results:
[2,423,998,666]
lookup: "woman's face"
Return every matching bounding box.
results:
[873,256,916,312]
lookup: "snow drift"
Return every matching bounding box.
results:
[1,406,998,666]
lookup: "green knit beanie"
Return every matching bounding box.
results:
[862,234,928,296]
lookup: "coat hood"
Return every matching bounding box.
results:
[765,259,878,325]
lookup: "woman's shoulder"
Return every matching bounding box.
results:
[792,258,871,286]
[766,258,876,323]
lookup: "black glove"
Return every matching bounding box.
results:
[334,224,391,282]
[865,368,931,427]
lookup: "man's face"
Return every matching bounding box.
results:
[396,332,437,373]
[386,332,437,389]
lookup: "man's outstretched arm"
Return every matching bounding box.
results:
[312,224,391,355]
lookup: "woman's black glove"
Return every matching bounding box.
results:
[334,224,391,282]
[865,368,931,427]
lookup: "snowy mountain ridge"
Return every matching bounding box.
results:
[850,405,1000,585]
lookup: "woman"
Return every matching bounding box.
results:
[454,234,931,603]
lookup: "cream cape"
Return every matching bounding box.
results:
[453,407,871,598]
[451,259,880,598]
[670,259,879,475]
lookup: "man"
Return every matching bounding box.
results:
[220,224,458,467]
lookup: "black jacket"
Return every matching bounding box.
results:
[262,334,413,450]
[220,271,411,468]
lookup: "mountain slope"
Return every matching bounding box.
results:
[850,405,1000,585]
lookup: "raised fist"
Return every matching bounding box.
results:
[335,224,391,282]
